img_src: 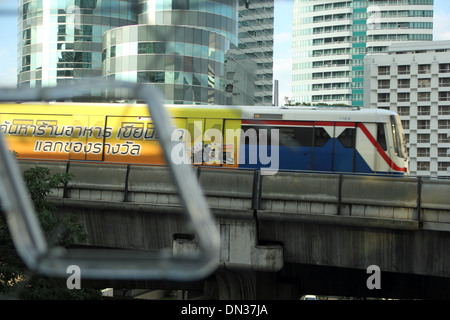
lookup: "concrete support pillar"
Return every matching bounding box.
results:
[203,268,300,300]
[204,269,256,299]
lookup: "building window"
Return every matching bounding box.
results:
[418,134,430,143]
[418,64,431,74]
[417,161,430,171]
[397,106,410,115]
[418,92,430,101]
[439,92,450,101]
[438,148,448,157]
[401,120,410,129]
[439,134,450,143]
[172,0,190,10]
[439,78,450,87]
[378,93,390,102]
[378,66,390,75]
[418,106,430,115]
[439,106,450,115]
[398,92,410,102]
[378,79,390,89]
[438,162,450,171]
[438,120,450,129]
[439,63,450,73]
[398,65,410,75]
[417,148,430,157]
[398,79,410,88]
[418,120,430,129]
[418,78,430,88]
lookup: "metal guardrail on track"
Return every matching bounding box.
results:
[21,158,450,232]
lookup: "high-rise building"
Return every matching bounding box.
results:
[18,0,137,88]
[102,0,239,104]
[17,0,274,106]
[364,40,450,178]
[233,0,274,106]
[291,0,433,107]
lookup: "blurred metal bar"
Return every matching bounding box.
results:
[0,80,220,280]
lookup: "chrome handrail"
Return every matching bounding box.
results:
[0,80,219,280]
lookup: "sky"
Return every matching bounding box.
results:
[0,0,449,103]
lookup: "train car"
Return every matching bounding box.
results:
[0,103,408,175]
[239,106,409,175]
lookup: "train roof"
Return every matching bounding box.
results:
[239,105,395,121]
[224,105,397,124]
[6,102,397,123]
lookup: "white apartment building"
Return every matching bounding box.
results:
[364,40,450,178]
[292,0,433,107]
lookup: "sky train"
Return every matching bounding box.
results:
[0,103,409,175]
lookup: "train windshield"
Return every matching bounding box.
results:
[391,115,408,159]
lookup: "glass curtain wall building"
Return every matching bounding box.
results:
[18,0,274,105]
[102,0,239,105]
[18,0,138,88]
[292,0,434,107]
[225,0,274,106]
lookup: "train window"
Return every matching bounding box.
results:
[294,127,314,147]
[338,128,354,148]
[242,126,330,147]
[314,127,330,147]
[278,127,297,146]
[377,123,387,151]
[391,115,408,158]
[242,126,298,146]
[241,126,270,145]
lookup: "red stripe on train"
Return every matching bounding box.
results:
[357,123,408,173]
[241,120,408,173]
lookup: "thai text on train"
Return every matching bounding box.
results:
[171,120,279,175]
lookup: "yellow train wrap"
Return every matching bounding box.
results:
[0,103,243,167]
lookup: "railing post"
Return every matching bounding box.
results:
[252,169,263,212]
[63,161,71,199]
[195,165,201,180]
[123,164,131,202]
[417,177,423,228]
[337,174,343,215]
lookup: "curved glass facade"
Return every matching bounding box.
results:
[17,0,274,105]
[138,0,239,45]
[102,0,239,105]
[18,0,137,88]
[103,24,231,104]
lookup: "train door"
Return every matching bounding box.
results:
[187,117,224,166]
[203,118,223,166]
[355,123,380,174]
[187,118,204,164]
[312,123,333,172]
[332,124,356,173]
[279,124,313,171]
[104,116,162,164]
[105,116,188,165]
[69,115,106,161]
[222,119,240,168]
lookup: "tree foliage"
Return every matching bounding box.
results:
[0,166,102,299]
[283,96,352,108]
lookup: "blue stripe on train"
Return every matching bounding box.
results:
[238,138,373,174]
